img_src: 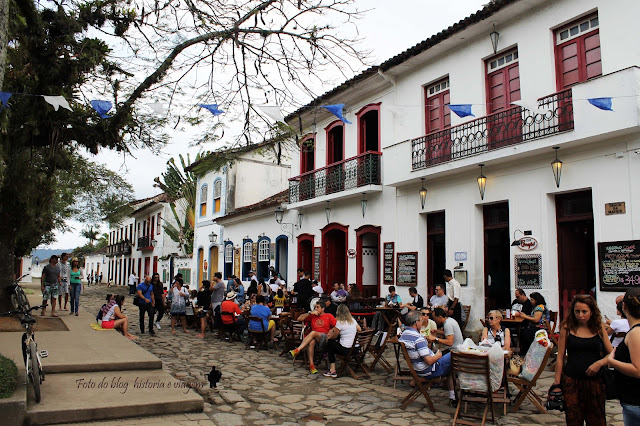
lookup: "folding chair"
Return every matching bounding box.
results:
[367,321,394,373]
[508,344,553,414]
[336,329,375,380]
[220,312,242,342]
[451,351,495,426]
[246,316,271,351]
[280,319,304,362]
[397,342,443,412]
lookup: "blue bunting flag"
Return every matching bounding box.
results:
[448,104,475,118]
[199,104,224,116]
[0,92,12,109]
[322,103,352,124]
[587,97,613,111]
[91,100,113,119]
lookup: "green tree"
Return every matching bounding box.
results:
[0,0,366,310]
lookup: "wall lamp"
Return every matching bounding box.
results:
[511,229,532,246]
[419,178,427,210]
[551,147,562,188]
[490,24,500,54]
[477,164,487,200]
[274,206,301,240]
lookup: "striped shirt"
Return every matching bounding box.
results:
[399,328,435,376]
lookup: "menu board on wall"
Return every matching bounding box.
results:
[515,254,542,289]
[313,247,321,281]
[383,242,394,284]
[598,240,640,291]
[396,252,417,286]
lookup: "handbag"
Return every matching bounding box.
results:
[133,283,150,307]
[602,366,616,400]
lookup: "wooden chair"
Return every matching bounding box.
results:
[479,319,487,328]
[367,320,395,373]
[246,316,271,351]
[219,312,242,342]
[508,344,554,414]
[451,351,495,426]
[336,329,375,380]
[461,305,471,334]
[398,342,442,412]
[391,337,412,389]
[280,320,305,362]
[543,310,558,367]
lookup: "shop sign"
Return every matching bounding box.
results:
[516,237,538,251]
[605,202,626,216]
[347,249,356,258]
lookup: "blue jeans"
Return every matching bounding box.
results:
[622,402,640,426]
[69,283,81,313]
[431,352,452,378]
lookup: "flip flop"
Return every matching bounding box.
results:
[51,314,59,317]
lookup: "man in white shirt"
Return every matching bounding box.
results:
[312,280,323,295]
[443,269,462,327]
[58,253,70,311]
[128,272,138,295]
[429,284,449,308]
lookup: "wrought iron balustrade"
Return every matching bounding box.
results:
[289,152,381,203]
[137,236,151,250]
[411,89,574,170]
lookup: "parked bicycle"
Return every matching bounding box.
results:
[9,274,31,311]
[0,304,48,402]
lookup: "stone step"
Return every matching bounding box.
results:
[26,369,204,425]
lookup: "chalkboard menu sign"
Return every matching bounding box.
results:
[313,247,321,281]
[598,240,640,291]
[396,252,417,286]
[383,242,394,284]
[514,254,542,289]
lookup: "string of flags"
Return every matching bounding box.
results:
[0,90,617,122]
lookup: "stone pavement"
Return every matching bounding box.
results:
[77,284,623,426]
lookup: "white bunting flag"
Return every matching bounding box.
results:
[43,95,72,112]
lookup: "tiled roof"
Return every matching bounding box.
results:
[285,0,518,121]
[185,140,277,172]
[215,189,289,223]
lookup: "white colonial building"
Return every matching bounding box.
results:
[185,142,291,285]
[269,0,640,328]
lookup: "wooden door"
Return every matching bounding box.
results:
[486,57,521,149]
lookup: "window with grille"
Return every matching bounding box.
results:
[225,243,233,263]
[214,179,222,213]
[199,184,208,216]
[243,242,252,263]
[258,240,270,262]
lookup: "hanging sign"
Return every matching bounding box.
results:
[383,242,394,284]
[516,237,538,251]
[396,252,417,286]
[313,247,321,281]
[598,240,640,291]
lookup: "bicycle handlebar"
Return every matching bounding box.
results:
[0,305,45,317]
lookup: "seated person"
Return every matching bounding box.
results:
[324,304,362,378]
[419,307,438,338]
[248,295,276,343]
[429,284,448,308]
[386,286,402,308]
[195,280,212,338]
[221,291,246,336]
[606,301,629,348]
[101,295,137,341]
[401,287,424,312]
[330,282,347,303]
[480,310,511,350]
[511,289,533,314]
[514,292,550,354]
[399,310,455,405]
[290,300,337,374]
[428,307,464,350]
[273,289,286,313]
[312,280,324,295]
[322,296,338,317]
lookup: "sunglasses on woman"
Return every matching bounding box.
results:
[487,316,496,320]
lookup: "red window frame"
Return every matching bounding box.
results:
[425,88,450,134]
[485,51,521,149]
[325,120,345,166]
[356,103,381,154]
[554,25,601,90]
[424,79,451,165]
[299,134,315,174]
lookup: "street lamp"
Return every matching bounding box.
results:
[361,193,368,218]
[489,24,500,54]
[325,202,331,224]
[477,164,487,200]
[151,239,158,247]
[551,147,562,188]
[208,231,218,244]
[273,205,301,240]
[274,206,284,224]
[419,178,427,210]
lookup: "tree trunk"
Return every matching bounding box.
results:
[0,0,8,90]
[0,221,17,312]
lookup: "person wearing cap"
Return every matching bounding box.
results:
[221,290,246,336]
[69,257,84,316]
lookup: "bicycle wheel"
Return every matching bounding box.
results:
[29,341,41,403]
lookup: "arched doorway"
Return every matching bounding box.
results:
[356,225,380,298]
[297,234,314,279]
[208,245,219,279]
[322,223,348,293]
[275,235,288,281]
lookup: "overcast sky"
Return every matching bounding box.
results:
[47,0,487,250]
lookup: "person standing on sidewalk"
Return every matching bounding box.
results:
[69,257,84,316]
[211,272,226,328]
[170,277,190,335]
[41,255,60,317]
[58,252,71,311]
[136,275,155,335]
[128,271,138,295]
[443,269,462,327]
[151,273,165,330]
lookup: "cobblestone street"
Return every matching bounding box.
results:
[78,285,623,425]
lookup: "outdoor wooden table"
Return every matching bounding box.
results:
[373,306,402,326]
[501,316,525,351]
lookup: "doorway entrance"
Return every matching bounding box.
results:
[427,211,446,298]
[322,223,348,293]
[275,236,288,281]
[297,234,314,279]
[197,248,204,284]
[483,203,511,313]
[356,225,380,298]
[556,190,595,319]
[209,246,219,279]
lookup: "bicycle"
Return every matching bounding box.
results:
[9,274,31,311]
[0,304,48,402]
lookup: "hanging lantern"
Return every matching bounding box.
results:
[361,193,368,218]
[551,147,562,188]
[419,178,428,210]
[489,24,500,54]
[477,164,487,200]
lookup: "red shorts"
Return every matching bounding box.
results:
[101,320,115,329]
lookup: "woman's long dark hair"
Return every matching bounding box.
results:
[562,294,603,336]
[115,295,125,308]
[247,281,258,294]
[530,292,546,307]
[624,288,640,319]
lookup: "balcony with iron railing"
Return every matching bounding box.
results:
[289,151,382,205]
[411,89,574,170]
[137,235,155,251]
[106,240,132,257]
